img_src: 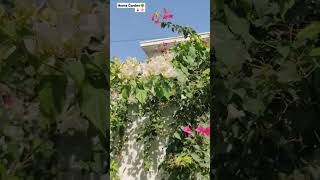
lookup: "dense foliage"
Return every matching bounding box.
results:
[213,0,320,179]
[110,21,210,179]
[0,0,108,179]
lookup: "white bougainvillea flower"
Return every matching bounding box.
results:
[162,66,177,78]
[163,52,174,61]
[119,57,139,80]
[118,54,177,80]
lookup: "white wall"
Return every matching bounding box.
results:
[118,103,177,180]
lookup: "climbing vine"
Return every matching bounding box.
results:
[110,11,210,179]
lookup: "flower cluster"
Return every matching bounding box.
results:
[181,124,210,137]
[118,53,176,80]
[151,8,173,24]
[111,90,120,101]
[118,57,140,80]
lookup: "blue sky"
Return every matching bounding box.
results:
[111,0,210,61]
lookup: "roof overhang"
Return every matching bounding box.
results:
[140,32,209,58]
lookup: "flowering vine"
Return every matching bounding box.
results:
[151,8,173,24]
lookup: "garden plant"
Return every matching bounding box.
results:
[212,0,320,179]
[0,0,108,179]
[111,8,210,180]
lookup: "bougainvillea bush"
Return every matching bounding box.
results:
[111,8,210,180]
[0,1,108,179]
[212,0,320,179]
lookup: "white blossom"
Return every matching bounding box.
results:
[118,54,177,80]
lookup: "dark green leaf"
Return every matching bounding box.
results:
[81,82,107,136]
[66,60,85,87]
[310,48,320,56]
[224,6,255,46]
[277,61,300,83]
[121,85,130,99]
[243,96,265,115]
[296,22,320,42]
[135,88,147,104]
[214,22,250,72]
[39,75,67,118]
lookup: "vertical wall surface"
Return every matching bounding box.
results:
[118,104,177,180]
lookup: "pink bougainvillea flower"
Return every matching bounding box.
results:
[163,13,173,20]
[154,18,161,24]
[196,124,210,137]
[203,127,210,136]
[151,12,162,24]
[181,126,193,136]
[163,8,170,14]
[162,8,173,19]
[196,124,205,133]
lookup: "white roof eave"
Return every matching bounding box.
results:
[140,32,210,58]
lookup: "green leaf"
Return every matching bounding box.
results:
[39,75,67,118]
[214,22,250,72]
[1,21,16,38]
[155,81,171,100]
[310,48,320,56]
[280,0,295,21]
[23,38,36,54]
[39,85,55,118]
[277,61,300,83]
[66,60,85,87]
[190,153,201,163]
[121,85,130,99]
[227,104,245,119]
[135,88,147,104]
[0,43,16,60]
[92,52,107,72]
[277,45,290,58]
[176,69,188,83]
[202,68,210,76]
[224,6,254,46]
[243,97,265,115]
[193,144,201,150]
[173,132,181,140]
[81,82,107,136]
[253,0,269,17]
[183,56,195,65]
[296,22,320,42]
[0,163,6,179]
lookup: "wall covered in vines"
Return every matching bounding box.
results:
[111,21,210,179]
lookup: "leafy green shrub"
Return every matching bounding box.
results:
[212,0,320,179]
[0,0,107,179]
[110,21,210,179]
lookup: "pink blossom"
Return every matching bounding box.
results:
[154,18,161,24]
[203,128,210,136]
[163,14,173,20]
[181,126,193,136]
[163,8,170,14]
[162,8,173,19]
[196,124,210,137]
[151,14,155,21]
